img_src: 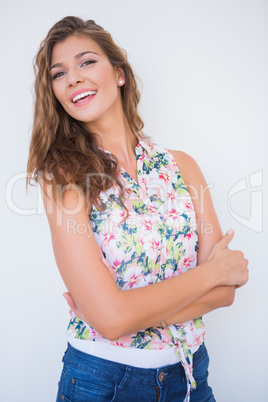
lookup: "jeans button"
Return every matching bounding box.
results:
[158,371,165,382]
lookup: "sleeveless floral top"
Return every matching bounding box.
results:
[67,139,205,401]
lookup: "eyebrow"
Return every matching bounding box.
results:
[50,51,100,70]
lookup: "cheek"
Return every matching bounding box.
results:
[52,83,65,105]
[52,89,60,105]
[102,77,120,104]
[52,88,72,116]
[97,66,118,91]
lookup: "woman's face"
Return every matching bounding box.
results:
[50,35,124,128]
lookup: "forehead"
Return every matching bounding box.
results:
[51,35,105,63]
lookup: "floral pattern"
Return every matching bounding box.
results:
[66,139,205,401]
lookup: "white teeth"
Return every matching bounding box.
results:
[72,91,97,103]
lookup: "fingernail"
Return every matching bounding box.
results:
[226,229,234,235]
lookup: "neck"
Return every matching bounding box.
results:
[87,112,139,165]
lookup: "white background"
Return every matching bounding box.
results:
[1,1,267,401]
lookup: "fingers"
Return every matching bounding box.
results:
[101,256,115,278]
[63,292,83,319]
[63,292,76,309]
[216,229,235,249]
[230,251,249,287]
[97,243,105,259]
[97,244,115,278]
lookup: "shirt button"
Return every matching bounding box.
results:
[158,371,165,382]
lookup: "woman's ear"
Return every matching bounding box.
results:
[117,67,125,86]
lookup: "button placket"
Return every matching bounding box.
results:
[125,152,152,211]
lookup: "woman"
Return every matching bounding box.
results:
[27,16,248,402]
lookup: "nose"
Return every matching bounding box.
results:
[67,69,85,87]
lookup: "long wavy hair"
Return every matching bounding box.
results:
[26,16,151,215]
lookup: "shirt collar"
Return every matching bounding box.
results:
[134,138,153,158]
[98,138,153,158]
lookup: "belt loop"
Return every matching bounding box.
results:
[117,365,132,391]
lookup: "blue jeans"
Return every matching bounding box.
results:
[56,342,215,401]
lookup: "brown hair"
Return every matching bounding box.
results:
[26,16,151,214]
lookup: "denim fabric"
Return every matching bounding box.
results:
[56,342,215,402]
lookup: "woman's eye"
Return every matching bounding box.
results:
[81,60,97,67]
[52,71,64,80]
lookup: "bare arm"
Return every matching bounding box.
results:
[154,285,234,326]
[65,282,234,328]
[159,150,236,325]
[41,170,248,340]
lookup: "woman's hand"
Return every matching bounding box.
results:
[169,151,249,291]
[63,291,86,321]
[206,229,249,288]
[98,252,116,279]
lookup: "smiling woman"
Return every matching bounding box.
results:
[26,16,248,402]
[50,35,124,123]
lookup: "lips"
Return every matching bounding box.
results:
[71,89,97,105]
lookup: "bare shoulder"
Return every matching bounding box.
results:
[167,149,205,186]
[167,149,196,166]
[39,174,90,232]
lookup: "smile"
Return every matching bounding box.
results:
[72,90,97,103]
